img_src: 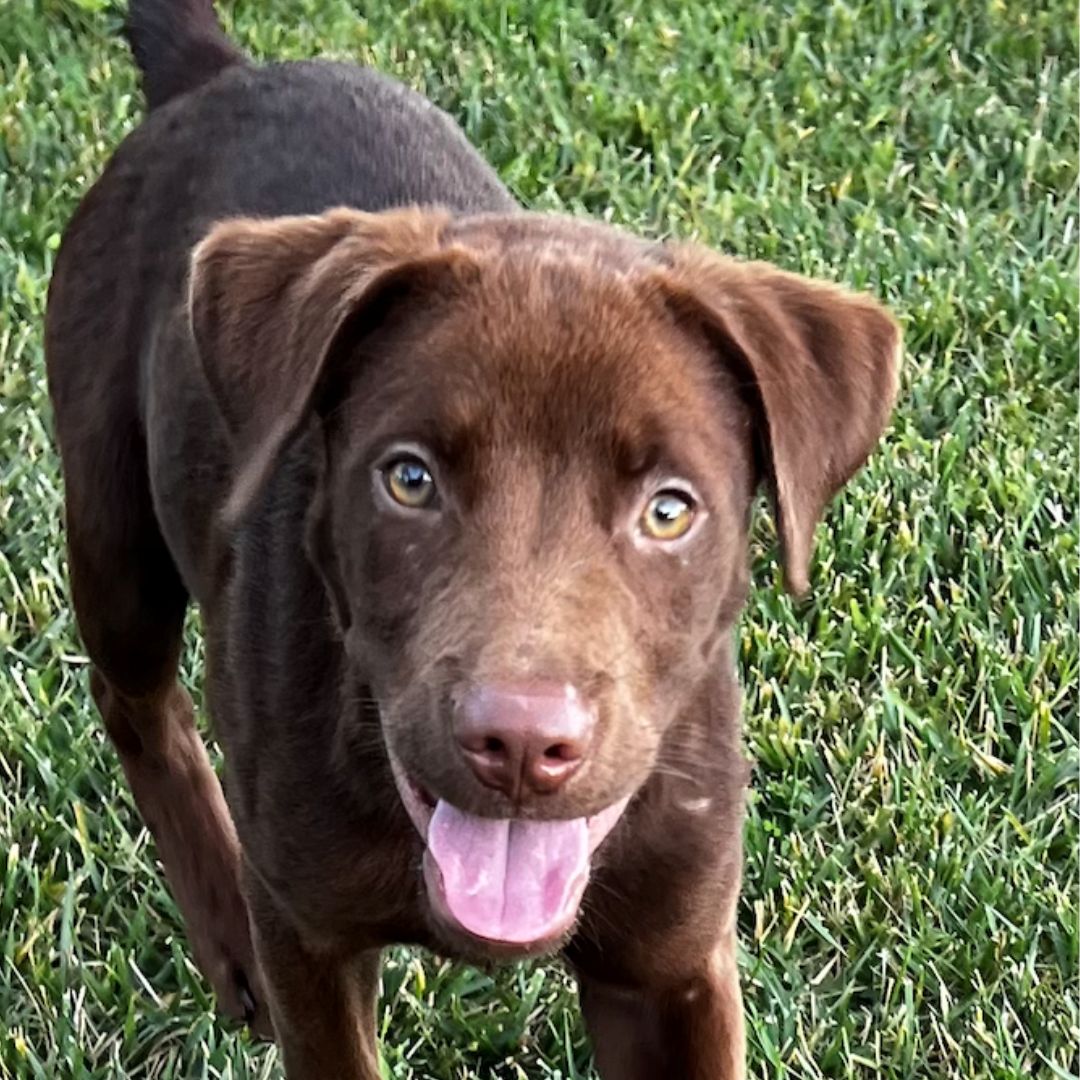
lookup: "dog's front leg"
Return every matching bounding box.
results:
[576,933,746,1080]
[245,869,382,1079]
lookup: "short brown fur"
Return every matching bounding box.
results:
[46,8,900,1077]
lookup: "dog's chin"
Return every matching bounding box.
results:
[386,751,629,956]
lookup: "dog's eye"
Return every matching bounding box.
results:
[384,456,437,509]
[640,490,696,541]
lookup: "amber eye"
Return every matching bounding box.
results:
[383,456,437,509]
[640,489,696,541]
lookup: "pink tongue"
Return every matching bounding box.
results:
[427,800,589,944]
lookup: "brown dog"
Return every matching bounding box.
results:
[45,2,900,1076]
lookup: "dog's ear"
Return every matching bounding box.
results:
[658,248,901,594]
[189,205,468,522]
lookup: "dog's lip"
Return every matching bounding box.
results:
[387,755,437,834]
[386,750,630,947]
[386,750,629,853]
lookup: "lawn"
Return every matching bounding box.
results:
[1,0,1077,1077]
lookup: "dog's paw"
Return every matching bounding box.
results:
[233,963,276,1040]
[192,923,275,1039]
[180,863,275,1039]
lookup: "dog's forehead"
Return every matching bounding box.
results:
[443,211,671,270]
[408,252,715,463]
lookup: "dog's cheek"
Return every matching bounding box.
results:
[371,557,474,769]
[344,521,432,673]
[379,688,431,771]
[578,569,672,788]
[640,563,720,718]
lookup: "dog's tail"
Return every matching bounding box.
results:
[126,0,246,111]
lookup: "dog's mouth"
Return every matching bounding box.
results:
[387,752,628,949]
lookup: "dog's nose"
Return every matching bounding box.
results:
[454,682,594,799]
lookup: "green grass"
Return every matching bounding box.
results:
[1,0,1077,1076]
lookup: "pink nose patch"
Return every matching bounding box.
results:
[426,799,590,944]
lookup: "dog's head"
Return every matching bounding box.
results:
[190,207,900,951]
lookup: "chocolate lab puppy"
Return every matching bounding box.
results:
[45,1,900,1076]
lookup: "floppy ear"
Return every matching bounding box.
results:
[660,248,901,595]
[188,205,462,522]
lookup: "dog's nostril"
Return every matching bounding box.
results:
[543,742,576,761]
[483,736,505,756]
